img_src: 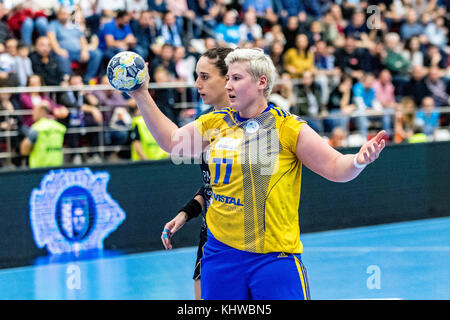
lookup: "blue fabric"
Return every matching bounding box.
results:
[200,229,310,300]
[98,20,133,51]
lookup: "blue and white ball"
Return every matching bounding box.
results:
[107,51,147,92]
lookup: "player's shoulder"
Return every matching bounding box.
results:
[195,106,215,119]
[268,104,305,124]
[197,107,235,122]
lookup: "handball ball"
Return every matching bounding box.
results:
[107,51,146,92]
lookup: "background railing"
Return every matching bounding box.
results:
[1,81,449,170]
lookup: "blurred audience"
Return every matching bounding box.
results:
[0,1,449,167]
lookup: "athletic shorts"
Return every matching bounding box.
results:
[200,229,310,300]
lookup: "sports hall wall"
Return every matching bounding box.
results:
[0,142,448,269]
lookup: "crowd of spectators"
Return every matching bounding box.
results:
[0,0,449,168]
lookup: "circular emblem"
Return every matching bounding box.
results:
[55,186,96,242]
[30,168,126,255]
[245,120,260,133]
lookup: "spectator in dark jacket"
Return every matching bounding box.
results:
[334,36,370,79]
[130,10,161,60]
[29,36,66,86]
[402,65,431,106]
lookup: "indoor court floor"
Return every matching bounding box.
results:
[0,216,449,300]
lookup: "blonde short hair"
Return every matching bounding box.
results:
[224,48,276,98]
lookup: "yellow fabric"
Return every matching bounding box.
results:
[131,116,169,161]
[195,106,306,254]
[283,48,315,78]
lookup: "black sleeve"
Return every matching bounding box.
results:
[58,92,79,109]
[27,128,39,144]
[130,126,140,142]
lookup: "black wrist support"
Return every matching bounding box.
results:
[180,198,202,222]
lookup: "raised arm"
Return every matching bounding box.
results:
[296,124,386,183]
[127,71,204,157]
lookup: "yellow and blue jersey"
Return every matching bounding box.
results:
[195,105,306,254]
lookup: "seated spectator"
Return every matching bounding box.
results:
[343,10,370,45]
[174,45,198,102]
[214,10,240,47]
[423,45,448,71]
[238,8,263,45]
[425,66,450,107]
[165,0,191,40]
[403,65,431,106]
[313,40,340,104]
[0,38,20,87]
[92,75,134,150]
[57,75,103,164]
[29,36,66,86]
[325,75,354,133]
[20,102,66,168]
[401,36,424,68]
[0,3,13,45]
[372,69,397,135]
[415,96,441,137]
[282,15,308,52]
[130,10,161,60]
[160,11,183,48]
[283,33,315,79]
[264,24,286,47]
[321,10,340,45]
[242,0,277,30]
[15,43,33,87]
[98,9,137,60]
[394,96,415,144]
[47,6,103,84]
[130,106,169,161]
[365,41,385,76]
[352,72,390,139]
[20,74,69,128]
[186,0,218,39]
[269,40,286,75]
[7,4,48,47]
[329,4,347,35]
[268,72,294,113]
[424,16,448,49]
[148,43,178,81]
[308,21,325,47]
[334,36,370,79]
[400,9,424,40]
[293,70,325,133]
[149,66,177,125]
[383,32,410,80]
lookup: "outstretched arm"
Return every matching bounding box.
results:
[296,124,386,183]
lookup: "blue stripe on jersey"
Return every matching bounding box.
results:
[271,106,283,117]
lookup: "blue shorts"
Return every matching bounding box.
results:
[200,229,310,300]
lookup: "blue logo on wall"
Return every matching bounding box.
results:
[30,168,126,255]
